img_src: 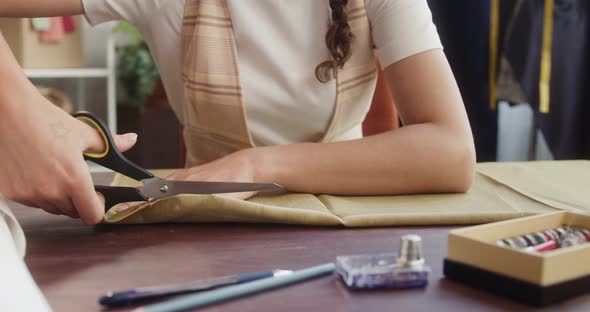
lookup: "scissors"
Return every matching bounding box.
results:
[73,111,283,211]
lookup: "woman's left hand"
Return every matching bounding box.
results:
[167,149,261,200]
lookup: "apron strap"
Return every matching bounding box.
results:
[181,0,377,165]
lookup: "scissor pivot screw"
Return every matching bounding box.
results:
[160,185,169,193]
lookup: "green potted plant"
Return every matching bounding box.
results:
[113,22,160,107]
[113,22,182,168]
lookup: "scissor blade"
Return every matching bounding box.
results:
[141,177,283,199]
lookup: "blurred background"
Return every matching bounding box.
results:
[0,0,587,169]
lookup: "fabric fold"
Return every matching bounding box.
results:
[105,161,588,227]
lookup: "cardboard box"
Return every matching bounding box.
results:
[444,211,590,306]
[0,17,83,68]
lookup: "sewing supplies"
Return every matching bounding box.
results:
[496,226,590,253]
[445,212,590,306]
[523,240,557,253]
[335,234,430,289]
[560,229,590,248]
[132,263,335,312]
[127,233,429,311]
[99,269,293,308]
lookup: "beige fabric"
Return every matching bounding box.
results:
[181,0,377,166]
[103,161,590,226]
[182,0,253,168]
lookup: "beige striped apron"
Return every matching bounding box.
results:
[181,0,377,167]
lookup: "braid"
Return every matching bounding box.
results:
[315,0,353,83]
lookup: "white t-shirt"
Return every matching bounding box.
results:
[83,0,442,146]
[0,197,51,311]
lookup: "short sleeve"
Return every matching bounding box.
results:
[81,0,158,29]
[366,0,443,68]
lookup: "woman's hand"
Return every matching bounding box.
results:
[0,32,141,224]
[167,149,260,200]
[0,86,137,224]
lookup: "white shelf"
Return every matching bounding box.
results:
[24,68,110,78]
[24,37,118,133]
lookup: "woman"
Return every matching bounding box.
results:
[0,0,475,224]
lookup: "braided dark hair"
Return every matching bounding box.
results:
[315,0,353,83]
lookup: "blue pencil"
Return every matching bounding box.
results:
[133,263,335,312]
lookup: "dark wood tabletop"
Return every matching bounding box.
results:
[9,173,590,312]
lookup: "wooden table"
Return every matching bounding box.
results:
[10,174,590,312]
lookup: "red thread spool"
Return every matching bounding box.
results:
[524,240,557,253]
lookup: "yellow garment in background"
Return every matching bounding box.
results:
[104,161,590,226]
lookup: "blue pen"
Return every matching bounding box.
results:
[99,269,293,308]
[134,263,335,312]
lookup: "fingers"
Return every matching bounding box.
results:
[166,169,189,181]
[55,198,79,218]
[39,185,79,218]
[2,183,78,217]
[40,198,78,218]
[77,117,106,153]
[113,133,138,153]
[39,203,61,215]
[17,200,36,208]
[75,116,137,153]
[84,131,137,153]
[67,198,80,218]
[69,159,104,224]
[164,167,257,200]
[113,201,143,212]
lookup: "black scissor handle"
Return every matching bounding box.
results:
[73,111,154,181]
[95,186,149,212]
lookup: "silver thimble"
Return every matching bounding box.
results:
[396,234,425,268]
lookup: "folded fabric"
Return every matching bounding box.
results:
[104,161,590,226]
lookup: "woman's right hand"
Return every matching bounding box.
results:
[0,29,139,224]
[0,87,138,224]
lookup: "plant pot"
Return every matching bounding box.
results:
[144,78,169,110]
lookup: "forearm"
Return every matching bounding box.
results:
[254,48,476,196]
[0,0,82,108]
[253,123,475,196]
[0,0,84,110]
[0,0,83,17]
[0,32,33,114]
